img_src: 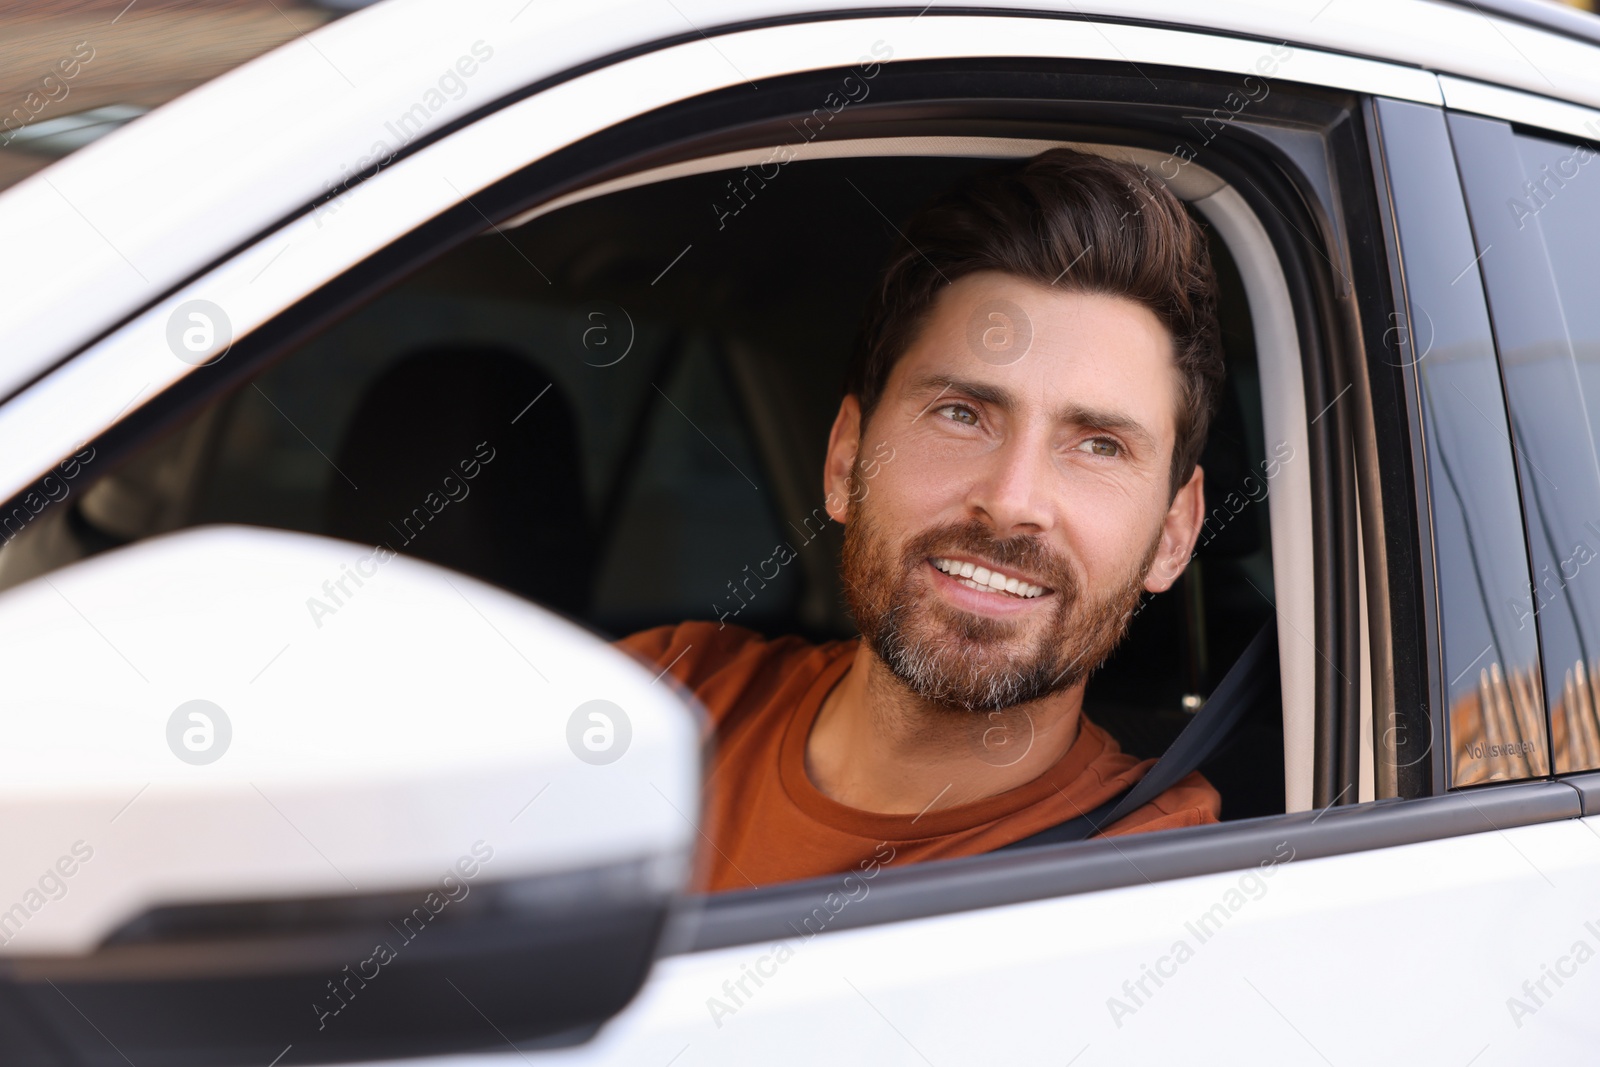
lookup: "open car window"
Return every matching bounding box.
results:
[0,139,1307,852]
[0,20,1387,913]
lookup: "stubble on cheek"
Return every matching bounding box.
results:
[837,463,1161,711]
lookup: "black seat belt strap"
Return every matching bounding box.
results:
[997,618,1277,851]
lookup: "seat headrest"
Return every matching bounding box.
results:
[324,345,594,617]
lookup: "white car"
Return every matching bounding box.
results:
[2,0,1600,1063]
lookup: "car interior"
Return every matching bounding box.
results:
[0,142,1291,854]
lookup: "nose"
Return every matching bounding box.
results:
[965,432,1055,536]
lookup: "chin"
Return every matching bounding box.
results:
[879,624,1066,711]
[875,583,1124,710]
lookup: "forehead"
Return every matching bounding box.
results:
[886,271,1181,440]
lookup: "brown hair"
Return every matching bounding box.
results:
[845,147,1224,496]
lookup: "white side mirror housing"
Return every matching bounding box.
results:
[0,525,702,1064]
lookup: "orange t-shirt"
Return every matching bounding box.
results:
[616,620,1220,893]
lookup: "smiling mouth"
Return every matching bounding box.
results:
[929,557,1050,599]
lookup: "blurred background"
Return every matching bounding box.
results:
[0,0,368,193]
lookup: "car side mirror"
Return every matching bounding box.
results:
[0,525,701,1066]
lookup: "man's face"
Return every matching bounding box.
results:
[825,270,1205,711]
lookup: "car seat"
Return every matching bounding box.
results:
[323,344,595,618]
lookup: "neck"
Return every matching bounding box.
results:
[805,641,1086,815]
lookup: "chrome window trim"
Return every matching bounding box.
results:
[1440,73,1600,144]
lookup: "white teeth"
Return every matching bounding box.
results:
[930,558,1046,599]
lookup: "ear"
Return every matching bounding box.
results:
[823,395,863,523]
[1144,464,1205,594]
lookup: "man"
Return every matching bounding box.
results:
[619,146,1226,893]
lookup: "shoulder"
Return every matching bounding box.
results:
[612,620,848,728]
[612,619,811,684]
[1077,718,1223,836]
[1099,767,1222,836]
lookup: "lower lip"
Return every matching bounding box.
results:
[925,560,1051,616]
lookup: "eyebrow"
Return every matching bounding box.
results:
[908,373,1159,454]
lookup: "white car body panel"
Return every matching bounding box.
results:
[376,817,1600,1064]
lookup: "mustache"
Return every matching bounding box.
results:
[902,519,1079,597]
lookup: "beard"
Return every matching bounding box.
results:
[838,465,1161,712]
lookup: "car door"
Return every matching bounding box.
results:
[5,4,1600,1066]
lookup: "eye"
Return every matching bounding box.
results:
[1076,437,1120,458]
[935,403,980,426]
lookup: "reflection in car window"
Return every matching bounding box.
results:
[1452,113,1600,774]
[1378,99,1548,787]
